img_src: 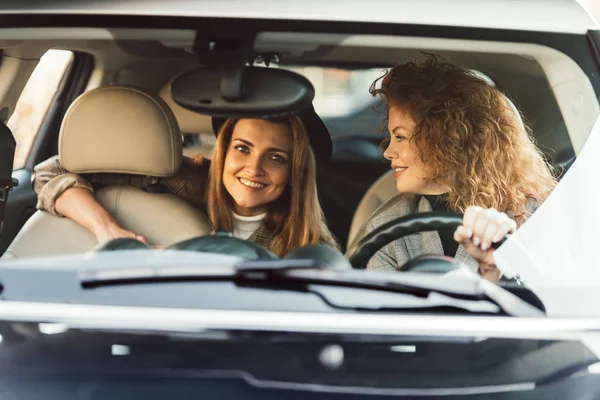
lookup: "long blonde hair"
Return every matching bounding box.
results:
[371,54,556,221]
[206,116,338,256]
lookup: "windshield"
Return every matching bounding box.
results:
[0,55,597,314]
[3,4,600,400]
[0,3,599,323]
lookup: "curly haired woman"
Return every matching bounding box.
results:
[359,54,556,280]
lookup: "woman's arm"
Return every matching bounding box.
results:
[33,155,142,215]
[33,155,95,216]
[55,187,148,244]
[33,156,148,243]
[33,154,211,243]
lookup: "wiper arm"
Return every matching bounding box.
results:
[79,260,321,288]
[79,260,543,317]
[78,259,456,299]
[237,262,544,317]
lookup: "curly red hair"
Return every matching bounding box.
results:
[370,53,556,220]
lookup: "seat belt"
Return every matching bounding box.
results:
[0,122,17,237]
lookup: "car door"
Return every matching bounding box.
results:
[0,50,93,257]
[0,121,16,248]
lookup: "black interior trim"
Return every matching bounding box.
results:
[587,29,600,83]
[0,169,33,255]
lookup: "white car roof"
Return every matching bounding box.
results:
[2,0,597,34]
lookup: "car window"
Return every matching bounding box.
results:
[8,49,73,170]
[182,132,216,159]
[282,66,386,140]
[178,64,567,161]
[180,65,556,163]
[179,66,387,159]
[282,65,571,166]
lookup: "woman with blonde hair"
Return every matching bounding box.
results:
[33,106,338,256]
[360,54,556,279]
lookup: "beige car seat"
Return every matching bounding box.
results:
[347,170,396,247]
[3,85,212,260]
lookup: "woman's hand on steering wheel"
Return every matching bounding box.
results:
[454,206,517,280]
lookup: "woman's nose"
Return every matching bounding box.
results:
[383,142,396,161]
[245,155,265,176]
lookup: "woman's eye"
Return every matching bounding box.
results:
[394,135,405,143]
[235,145,250,153]
[270,154,287,163]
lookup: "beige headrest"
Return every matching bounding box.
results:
[59,86,182,177]
[159,77,213,134]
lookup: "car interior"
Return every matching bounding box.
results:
[0,27,598,260]
[0,5,599,398]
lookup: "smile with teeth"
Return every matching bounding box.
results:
[393,166,408,178]
[239,177,267,189]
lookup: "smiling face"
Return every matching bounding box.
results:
[222,119,293,216]
[384,105,447,195]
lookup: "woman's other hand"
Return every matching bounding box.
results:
[454,206,516,281]
[94,220,149,245]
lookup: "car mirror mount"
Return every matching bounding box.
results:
[171,30,314,118]
[193,29,256,102]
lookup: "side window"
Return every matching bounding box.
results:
[8,49,73,170]
[183,132,216,159]
[282,66,385,139]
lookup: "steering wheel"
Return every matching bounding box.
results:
[346,212,464,271]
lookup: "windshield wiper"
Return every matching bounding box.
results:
[79,260,543,317]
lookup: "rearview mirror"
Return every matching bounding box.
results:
[170,66,315,118]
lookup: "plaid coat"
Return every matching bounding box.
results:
[355,193,537,273]
[33,155,276,249]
